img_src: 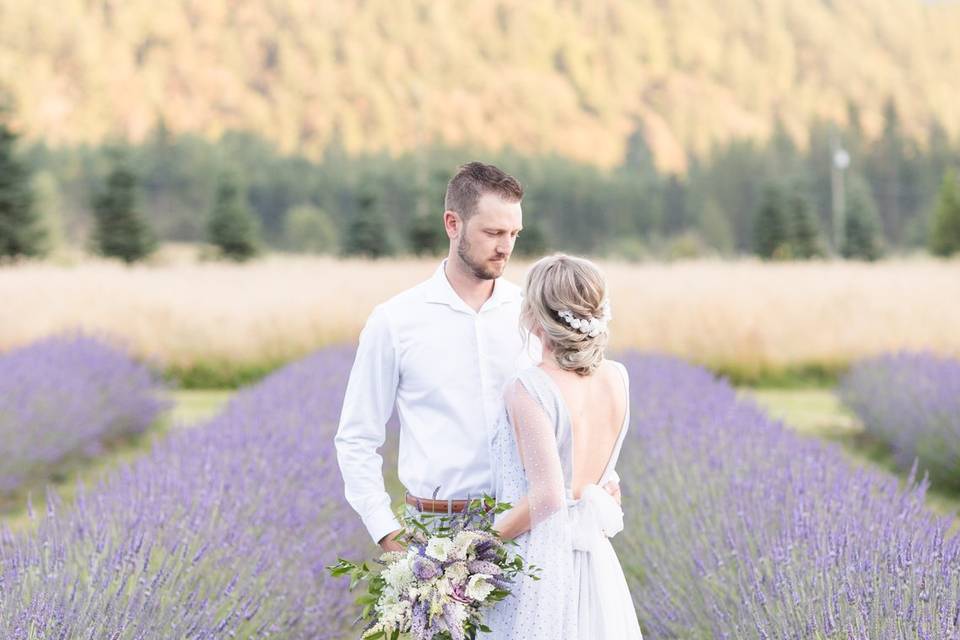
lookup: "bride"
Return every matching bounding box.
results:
[485,253,644,639]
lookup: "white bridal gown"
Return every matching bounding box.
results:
[485,362,644,639]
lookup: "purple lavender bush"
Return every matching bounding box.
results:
[616,352,960,639]
[5,343,957,639]
[839,351,960,489]
[0,333,171,492]
[0,345,367,639]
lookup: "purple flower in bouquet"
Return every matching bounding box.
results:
[467,559,503,576]
[412,555,440,581]
[442,603,467,640]
[410,599,430,637]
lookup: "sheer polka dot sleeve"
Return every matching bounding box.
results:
[484,379,577,638]
[504,380,565,528]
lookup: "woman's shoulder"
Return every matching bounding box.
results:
[503,366,563,418]
[514,363,559,383]
[506,365,551,398]
[589,360,629,405]
[601,358,629,382]
[504,365,538,387]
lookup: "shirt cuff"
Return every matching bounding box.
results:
[365,509,403,545]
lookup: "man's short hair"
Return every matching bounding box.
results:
[444,162,523,222]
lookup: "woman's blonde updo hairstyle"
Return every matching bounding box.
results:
[520,254,610,376]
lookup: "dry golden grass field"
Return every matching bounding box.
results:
[2,251,959,383]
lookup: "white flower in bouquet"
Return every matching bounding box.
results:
[466,574,495,602]
[429,586,449,618]
[382,555,415,590]
[386,602,408,625]
[379,550,405,564]
[450,530,482,560]
[425,536,455,561]
[444,560,469,584]
[371,600,409,634]
[434,576,454,599]
[407,584,425,601]
[380,585,401,608]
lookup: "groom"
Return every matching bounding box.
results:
[335,162,620,552]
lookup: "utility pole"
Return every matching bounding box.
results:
[831,135,850,255]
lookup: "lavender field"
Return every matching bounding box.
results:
[0,334,171,493]
[617,353,960,638]
[840,352,960,490]
[1,344,958,638]
[0,345,367,639]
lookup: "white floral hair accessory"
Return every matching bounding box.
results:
[556,300,612,338]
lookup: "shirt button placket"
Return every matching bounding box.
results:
[475,315,489,429]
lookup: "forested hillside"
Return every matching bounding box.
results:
[2,0,959,171]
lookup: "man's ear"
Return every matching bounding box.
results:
[443,210,461,240]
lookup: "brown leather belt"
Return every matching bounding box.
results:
[405,494,490,514]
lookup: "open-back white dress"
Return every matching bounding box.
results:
[484,361,643,639]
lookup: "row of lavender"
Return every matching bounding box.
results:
[0,334,170,492]
[840,351,960,490]
[616,352,960,639]
[0,345,368,639]
[3,344,957,638]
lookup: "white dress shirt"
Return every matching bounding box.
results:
[335,260,541,543]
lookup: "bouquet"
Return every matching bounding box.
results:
[328,495,539,640]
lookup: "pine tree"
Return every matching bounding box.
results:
[871,98,906,243]
[662,175,689,235]
[930,170,960,257]
[0,121,45,259]
[769,115,800,177]
[842,178,883,261]
[92,161,155,263]
[32,171,65,254]
[621,123,658,178]
[208,176,260,261]
[407,213,446,256]
[343,191,392,258]
[698,200,734,254]
[514,220,549,257]
[284,204,338,254]
[788,189,822,259]
[753,185,790,259]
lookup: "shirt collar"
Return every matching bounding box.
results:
[424,259,516,313]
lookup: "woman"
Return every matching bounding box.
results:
[486,253,643,639]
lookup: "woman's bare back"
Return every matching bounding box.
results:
[539,359,628,499]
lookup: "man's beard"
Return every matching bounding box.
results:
[457,235,503,280]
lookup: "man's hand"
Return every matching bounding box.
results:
[603,480,622,506]
[378,528,405,552]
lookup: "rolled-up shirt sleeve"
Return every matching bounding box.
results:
[334,305,402,544]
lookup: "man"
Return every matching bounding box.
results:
[335,162,620,552]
